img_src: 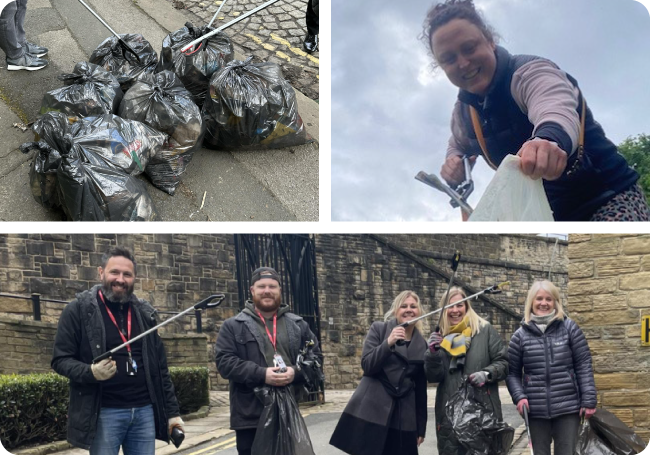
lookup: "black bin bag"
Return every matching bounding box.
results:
[202,57,310,150]
[57,145,160,221]
[119,71,204,195]
[445,380,515,455]
[575,409,647,455]
[40,62,123,117]
[251,386,315,455]
[89,34,158,91]
[25,112,162,221]
[158,22,234,108]
[20,141,62,210]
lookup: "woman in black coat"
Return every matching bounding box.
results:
[506,280,597,455]
[329,290,428,455]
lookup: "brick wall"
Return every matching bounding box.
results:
[568,234,650,441]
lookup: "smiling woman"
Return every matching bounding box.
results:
[423,0,650,221]
[424,285,509,455]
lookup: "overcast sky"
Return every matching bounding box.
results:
[331,0,650,222]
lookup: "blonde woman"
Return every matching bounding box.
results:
[424,286,508,455]
[330,291,428,455]
[506,280,596,455]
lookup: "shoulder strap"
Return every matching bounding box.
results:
[469,106,498,170]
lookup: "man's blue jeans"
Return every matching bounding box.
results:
[89,405,156,455]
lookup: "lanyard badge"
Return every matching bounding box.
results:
[257,311,287,373]
[99,290,138,376]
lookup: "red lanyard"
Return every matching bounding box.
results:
[99,290,132,355]
[256,311,277,352]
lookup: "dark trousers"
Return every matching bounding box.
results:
[529,413,581,455]
[235,428,257,455]
[0,0,27,59]
[306,0,318,35]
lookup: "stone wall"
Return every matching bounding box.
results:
[0,317,208,374]
[568,234,650,441]
[315,234,568,389]
[0,234,569,391]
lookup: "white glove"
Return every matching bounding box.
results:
[91,358,117,381]
[168,416,184,435]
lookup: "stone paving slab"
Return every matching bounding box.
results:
[164,0,319,100]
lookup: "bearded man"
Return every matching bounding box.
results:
[215,266,322,455]
[51,246,183,455]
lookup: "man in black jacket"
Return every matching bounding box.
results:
[51,246,183,455]
[215,266,322,455]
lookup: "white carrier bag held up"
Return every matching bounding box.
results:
[469,155,554,221]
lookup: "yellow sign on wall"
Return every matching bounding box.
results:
[643,315,650,346]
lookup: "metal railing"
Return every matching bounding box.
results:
[0,293,205,333]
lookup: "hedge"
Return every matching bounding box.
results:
[0,367,210,450]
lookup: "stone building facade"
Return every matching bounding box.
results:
[0,233,567,390]
[568,234,650,441]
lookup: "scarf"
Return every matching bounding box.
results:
[440,315,473,372]
[530,310,557,333]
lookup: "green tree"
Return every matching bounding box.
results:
[618,134,650,201]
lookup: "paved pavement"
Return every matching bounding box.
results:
[165,0,319,101]
[0,0,319,222]
[15,387,530,455]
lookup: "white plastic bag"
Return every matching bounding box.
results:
[469,155,554,221]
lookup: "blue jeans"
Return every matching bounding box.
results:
[90,405,156,455]
[0,0,27,59]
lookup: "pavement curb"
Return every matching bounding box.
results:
[12,406,216,455]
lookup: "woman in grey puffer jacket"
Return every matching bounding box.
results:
[506,280,596,455]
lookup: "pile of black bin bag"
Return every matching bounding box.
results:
[22,26,311,221]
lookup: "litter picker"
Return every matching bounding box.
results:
[75,0,142,62]
[397,281,510,329]
[434,250,461,332]
[416,154,477,221]
[92,294,225,364]
[181,0,282,53]
[396,251,460,346]
[207,0,229,28]
[522,404,535,455]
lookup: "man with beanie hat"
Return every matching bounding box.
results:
[215,266,322,455]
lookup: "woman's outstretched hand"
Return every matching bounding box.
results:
[441,155,477,187]
[517,138,567,181]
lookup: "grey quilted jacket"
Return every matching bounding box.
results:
[506,317,597,419]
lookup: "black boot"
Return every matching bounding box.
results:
[303,34,318,54]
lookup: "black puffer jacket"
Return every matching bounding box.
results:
[506,317,596,419]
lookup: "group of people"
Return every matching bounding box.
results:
[49,246,595,455]
[329,281,596,455]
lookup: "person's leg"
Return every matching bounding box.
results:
[0,2,24,59]
[13,0,26,46]
[528,417,553,455]
[235,428,256,455]
[89,408,131,455]
[305,0,318,36]
[122,405,156,455]
[303,0,318,53]
[589,184,650,221]
[551,413,581,455]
